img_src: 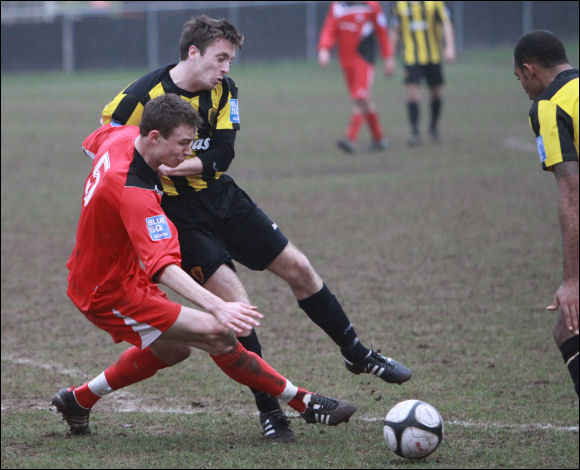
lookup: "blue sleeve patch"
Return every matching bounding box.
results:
[536,135,547,163]
[229,99,240,124]
[146,215,172,241]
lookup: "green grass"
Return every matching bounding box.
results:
[2,44,578,468]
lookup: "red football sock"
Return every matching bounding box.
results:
[211,343,313,413]
[347,112,364,142]
[366,110,384,140]
[211,342,287,396]
[287,387,310,413]
[73,346,168,409]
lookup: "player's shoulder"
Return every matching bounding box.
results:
[83,125,139,160]
[538,69,579,103]
[123,64,175,101]
[221,75,238,91]
[214,76,239,100]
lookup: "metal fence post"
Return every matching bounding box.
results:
[522,1,533,34]
[453,1,463,54]
[62,12,74,73]
[147,8,160,70]
[306,2,317,62]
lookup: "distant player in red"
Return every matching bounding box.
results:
[51,94,357,436]
[318,1,395,154]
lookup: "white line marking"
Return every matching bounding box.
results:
[503,136,537,153]
[3,355,578,433]
[3,354,89,380]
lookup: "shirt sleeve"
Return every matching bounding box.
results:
[531,99,578,171]
[318,3,338,51]
[119,186,182,282]
[102,92,145,126]
[436,1,450,24]
[372,2,393,58]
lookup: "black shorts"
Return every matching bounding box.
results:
[161,175,289,284]
[404,64,444,87]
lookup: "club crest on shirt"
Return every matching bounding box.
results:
[146,215,171,241]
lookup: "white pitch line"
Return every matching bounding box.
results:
[3,354,90,380]
[3,355,579,433]
[360,416,579,433]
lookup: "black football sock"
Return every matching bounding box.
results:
[407,101,419,135]
[238,329,282,412]
[298,283,370,363]
[430,97,441,132]
[559,335,579,397]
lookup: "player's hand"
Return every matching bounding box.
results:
[546,280,579,334]
[318,49,331,67]
[157,164,173,177]
[213,301,263,336]
[384,57,396,77]
[445,47,456,64]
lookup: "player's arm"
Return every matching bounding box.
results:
[158,264,262,336]
[159,129,235,178]
[318,6,337,67]
[372,2,395,76]
[389,5,401,60]
[120,189,262,335]
[547,161,580,334]
[439,2,456,63]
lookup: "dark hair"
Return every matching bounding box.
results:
[514,30,569,69]
[179,15,244,60]
[139,94,202,138]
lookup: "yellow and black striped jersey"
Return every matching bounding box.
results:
[528,69,579,171]
[391,1,450,66]
[102,65,240,196]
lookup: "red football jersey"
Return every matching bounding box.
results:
[67,124,182,313]
[318,1,392,67]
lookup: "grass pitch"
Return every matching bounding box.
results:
[1,44,579,468]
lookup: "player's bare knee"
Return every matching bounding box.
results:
[205,325,237,356]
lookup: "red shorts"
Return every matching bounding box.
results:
[81,283,181,349]
[342,60,375,100]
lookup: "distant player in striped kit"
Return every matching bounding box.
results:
[390,1,455,145]
[318,1,395,154]
[51,95,357,436]
[514,30,579,397]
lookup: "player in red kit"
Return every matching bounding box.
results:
[51,94,357,437]
[318,1,395,154]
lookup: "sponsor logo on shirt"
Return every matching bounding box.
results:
[146,215,171,241]
[536,135,547,163]
[229,99,240,124]
[191,138,210,151]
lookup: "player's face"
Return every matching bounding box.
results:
[194,38,236,90]
[158,124,197,167]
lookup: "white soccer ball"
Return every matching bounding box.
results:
[383,399,444,460]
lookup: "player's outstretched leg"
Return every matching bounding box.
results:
[51,388,91,435]
[344,349,411,384]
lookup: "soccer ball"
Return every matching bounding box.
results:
[383,399,443,460]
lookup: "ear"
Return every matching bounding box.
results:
[521,62,537,78]
[188,44,201,61]
[148,129,161,143]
